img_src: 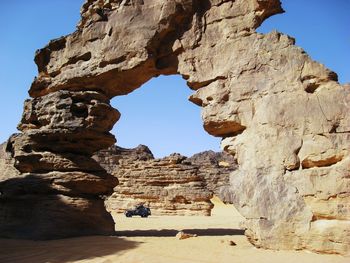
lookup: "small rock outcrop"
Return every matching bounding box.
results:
[92,145,236,215]
[1,0,349,254]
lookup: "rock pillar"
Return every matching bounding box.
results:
[0,90,119,239]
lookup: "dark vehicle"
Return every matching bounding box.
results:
[124,204,151,218]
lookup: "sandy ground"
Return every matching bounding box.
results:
[0,197,348,263]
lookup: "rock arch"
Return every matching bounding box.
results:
[0,0,349,254]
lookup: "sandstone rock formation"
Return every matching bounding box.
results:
[0,142,20,182]
[92,145,235,215]
[0,95,118,239]
[187,150,237,201]
[93,144,154,174]
[1,0,349,254]
[108,152,213,216]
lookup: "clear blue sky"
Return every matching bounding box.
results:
[0,1,349,158]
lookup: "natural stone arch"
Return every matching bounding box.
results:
[0,0,349,254]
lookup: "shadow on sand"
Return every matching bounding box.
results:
[0,236,142,263]
[115,228,245,237]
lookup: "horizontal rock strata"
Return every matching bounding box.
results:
[93,145,154,174]
[108,153,213,216]
[93,145,236,215]
[0,90,118,239]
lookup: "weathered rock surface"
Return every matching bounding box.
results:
[108,152,213,216]
[176,231,197,240]
[0,93,119,239]
[93,144,154,174]
[92,145,235,215]
[0,138,117,239]
[0,143,20,182]
[187,150,236,201]
[1,0,349,254]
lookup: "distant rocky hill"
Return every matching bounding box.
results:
[93,145,154,174]
[93,145,236,215]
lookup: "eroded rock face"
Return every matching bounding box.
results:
[108,152,213,216]
[92,145,236,215]
[187,150,236,202]
[0,91,119,238]
[93,144,155,174]
[1,0,349,254]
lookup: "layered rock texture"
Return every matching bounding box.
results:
[187,150,237,201]
[0,0,349,254]
[0,92,119,239]
[93,144,155,174]
[108,153,213,216]
[93,145,235,215]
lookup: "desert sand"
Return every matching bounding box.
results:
[0,197,348,263]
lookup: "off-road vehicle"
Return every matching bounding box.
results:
[124,204,151,218]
